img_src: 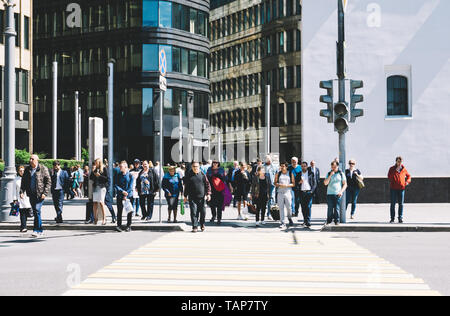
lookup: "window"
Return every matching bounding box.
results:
[279,32,284,54]
[198,52,206,77]
[189,50,197,75]
[142,44,159,70]
[287,66,294,89]
[198,11,206,36]
[296,30,301,51]
[278,67,284,90]
[143,0,158,26]
[181,48,188,74]
[189,8,197,33]
[14,13,20,47]
[296,65,301,88]
[278,0,284,17]
[287,29,294,52]
[159,1,172,28]
[24,16,30,49]
[173,46,180,72]
[387,75,409,116]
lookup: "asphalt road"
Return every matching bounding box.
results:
[0,231,166,296]
[0,230,449,296]
[338,232,450,296]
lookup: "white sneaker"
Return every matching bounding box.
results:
[279,223,286,229]
[243,214,248,221]
[261,221,266,225]
[31,232,40,238]
[256,222,261,227]
[237,214,243,220]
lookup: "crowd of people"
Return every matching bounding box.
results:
[13,154,411,236]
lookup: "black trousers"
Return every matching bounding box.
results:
[104,190,116,220]
[117,198,132,228]
[210,192,224,222]
[189,198,206,229]
[255,196,268,222]
[140,194,155,219]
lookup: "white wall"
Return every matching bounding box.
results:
[302,0,450,178]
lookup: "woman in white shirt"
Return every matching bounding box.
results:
[15,166,32,233]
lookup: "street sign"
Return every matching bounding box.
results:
[159,49,167,77]
[159,75,167,92]
[341,0,348,13]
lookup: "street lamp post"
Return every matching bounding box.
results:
[107,60,115,201]
[0,0,17,221]
[74,91,79,161]
[179,104,182,163]
[52,61,58,159]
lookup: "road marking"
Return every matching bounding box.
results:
[64,232,440,296]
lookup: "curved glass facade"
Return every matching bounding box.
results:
[143,44,208,78]
[143,0,208,37]
[33,0,210,162]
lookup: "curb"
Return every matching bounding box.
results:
[321,224,450,232]
[0,223,189,232]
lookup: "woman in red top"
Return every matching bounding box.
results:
[388,156,411,223]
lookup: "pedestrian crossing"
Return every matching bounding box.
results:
[64,232,440,296]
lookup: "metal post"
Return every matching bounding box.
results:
[337,0,346,223]
[78,106,82,161]
[265,85,271,155]
[218,130,222,163]
[179,104,183,163]
[74,91,79,160]
[52,61,58,159]
[159,90,164,224]
[107,60,115,201]
[0,0,17,220]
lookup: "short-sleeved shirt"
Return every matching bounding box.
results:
[326,171,346,195]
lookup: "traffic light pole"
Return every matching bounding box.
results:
[337,0,347,223]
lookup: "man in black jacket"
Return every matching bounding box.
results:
[183,162,211,232]
[298,162,318,227]
[20,155,51,237]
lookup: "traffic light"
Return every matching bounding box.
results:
[334,101,349,133]
[350,80,364,122]
[319,80,334,123]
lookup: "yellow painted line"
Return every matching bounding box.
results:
[88,272,424,284]
[103,265,406,274]
[128,253,381,260]
[118,256,388,263]
[72,283,440,296]
[115,258,398,267]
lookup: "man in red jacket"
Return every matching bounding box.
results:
[388,156,411,223]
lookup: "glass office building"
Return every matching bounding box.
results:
[33,0,210,162]
[209,0,302,162]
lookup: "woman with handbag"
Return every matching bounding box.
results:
[250,166,271,227]
[345,159,364,219]
[206,161,227,225]
[90,158,109,225]
[15,166,32,233]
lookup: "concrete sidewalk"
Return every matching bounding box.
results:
[1,197,449,232]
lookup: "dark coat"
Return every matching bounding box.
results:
[296,169,318,193]
[89,167,109,189]
[136,168,160,195]
[50,169,70,193]
[250,175,271,200]
[20,164,52,200]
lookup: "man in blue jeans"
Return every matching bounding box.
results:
[324,161,347,225]
[20,155,51,237]
[50,161,70,224]
[298,161,317,227]
[115,161,134,232]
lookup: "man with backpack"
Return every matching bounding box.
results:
[324,160,347,225]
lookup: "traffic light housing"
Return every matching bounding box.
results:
[319,80,334,123]
[334,101,349,133]
[350,80,364,122]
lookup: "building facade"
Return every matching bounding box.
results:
[0,0,33,157]
[209,0,302,163]
[302,0,450,202]
[33,0,210,162]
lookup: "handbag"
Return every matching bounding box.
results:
[9,201,20,216]
[123,199,134,214]
[180,199,185,215]
[356,174,365,189]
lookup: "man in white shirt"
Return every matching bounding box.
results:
[50,161,69,223]
[299,162,317,227]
